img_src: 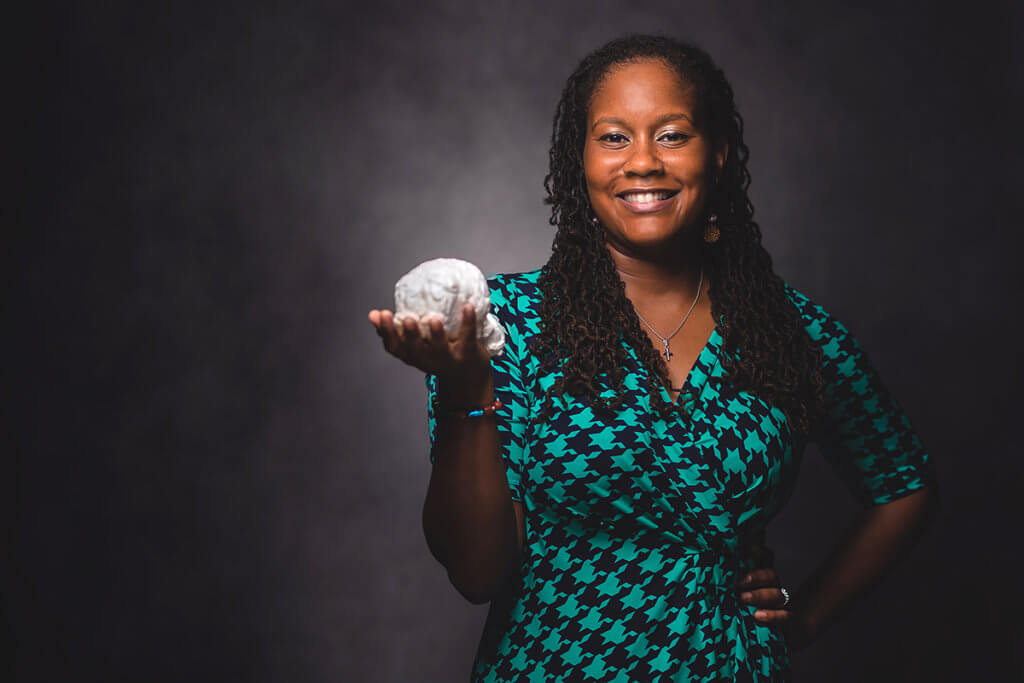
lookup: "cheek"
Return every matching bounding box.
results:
[669,150,713,181]
[680,185,711,213]
[583,145,620,182]
[582,145,597,182]
[582,161,604,190]
[583,169,615,208]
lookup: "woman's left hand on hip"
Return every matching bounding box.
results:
[736,547,819,650]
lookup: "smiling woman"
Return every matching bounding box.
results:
[370,32,936,683]
[585,60,724,262]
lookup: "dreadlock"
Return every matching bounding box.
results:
[528,33,826,439]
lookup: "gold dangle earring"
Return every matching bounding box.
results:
[703,213,720,244]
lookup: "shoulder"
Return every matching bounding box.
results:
[484,268,544,320]
[779,280,871,385]
[484,268,543,303]
[779,279,854,348]
[482,268,544,354]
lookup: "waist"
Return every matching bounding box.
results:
[544,526,752,584]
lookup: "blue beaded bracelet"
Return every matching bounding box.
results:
[459,398,502,419]
[438,398,503,420]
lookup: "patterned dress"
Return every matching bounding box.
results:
[425,269,933,682]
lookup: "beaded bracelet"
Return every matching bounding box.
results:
[439,398,503,420]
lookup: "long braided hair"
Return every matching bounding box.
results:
[528,34,826,439]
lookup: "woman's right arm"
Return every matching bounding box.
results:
[368,304,523,604]
[423,370,524,604]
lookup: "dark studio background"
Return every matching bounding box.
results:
[13,1,1023,681]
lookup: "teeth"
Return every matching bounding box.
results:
[622,191,672,203]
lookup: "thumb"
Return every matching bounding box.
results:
[458,303,476,344]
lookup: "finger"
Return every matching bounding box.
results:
[401,314,423,344]
[458,303,476,344]
[737,567,777,589]
[753,609,791,625]
[739,587,787,608]
[400,315,425,364]
[389,311,406,340]
[425,314,448,355]
[379,310,404,356]
[369,310,384,334]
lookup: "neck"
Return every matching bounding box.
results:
[604,235,707,303]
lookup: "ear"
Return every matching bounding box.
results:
[714,140,729,177]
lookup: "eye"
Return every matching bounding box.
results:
[598,132,628,144]
[659,131,692,144]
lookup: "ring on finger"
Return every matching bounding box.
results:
[779,587,791,607]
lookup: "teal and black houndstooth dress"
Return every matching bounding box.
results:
[425,269,933,682]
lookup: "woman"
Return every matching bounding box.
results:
[369,34,936,681]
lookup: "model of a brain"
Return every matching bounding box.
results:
[392,258,507,357]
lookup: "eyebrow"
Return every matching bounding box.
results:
[591,112,694,131]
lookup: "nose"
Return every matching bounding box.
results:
[623,137,664,176]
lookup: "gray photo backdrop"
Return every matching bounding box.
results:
[15,1,1022,681]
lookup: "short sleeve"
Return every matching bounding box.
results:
[425,275,532,502]
[789,285,934,506]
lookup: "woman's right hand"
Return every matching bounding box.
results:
[367,304,491,386]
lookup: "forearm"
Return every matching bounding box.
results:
[789,486,937,639]
[422,372,519,604]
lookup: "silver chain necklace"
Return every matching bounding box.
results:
[631,265,704,363]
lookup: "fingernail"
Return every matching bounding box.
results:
[741,592,752,601]
[755,611,766,619]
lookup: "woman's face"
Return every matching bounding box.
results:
[584,58,725,257]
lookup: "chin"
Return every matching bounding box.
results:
[616,233,685,254]
[617,221,686,241]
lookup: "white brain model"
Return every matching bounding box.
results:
[393,258,507,357]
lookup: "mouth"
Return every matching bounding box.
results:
[616,189,680,212]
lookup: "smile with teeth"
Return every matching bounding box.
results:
[619,190,678,204]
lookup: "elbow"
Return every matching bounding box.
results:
[458,587,495,606]
[449,570,499,605]
[422,504,449,568]
[448,550,521,605]
[422,531,500,604]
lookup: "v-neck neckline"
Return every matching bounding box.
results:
[658,325,721,407]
